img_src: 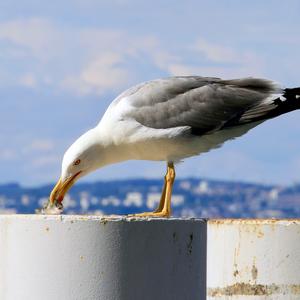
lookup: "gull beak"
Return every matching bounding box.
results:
[49,171,81,205]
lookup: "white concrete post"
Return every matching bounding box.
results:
[1,216,300,300]
[0,215,206,300]
[207,219,300,300]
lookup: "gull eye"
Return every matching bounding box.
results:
[73,159,81,166]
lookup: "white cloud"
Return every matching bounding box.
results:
[165,63,199,76]
[167,63,263,79]
[23,139,55,154]
[19,73,37,88]
[0,17,265,97]
[0,19,145,95]
[0,18,63,60]
[156,39,265,79]
[0,149,16,161]
[31,155,60,168]
[62,53,130,96]
[193,38,238,63]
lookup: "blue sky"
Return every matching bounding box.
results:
[1,0,300,185]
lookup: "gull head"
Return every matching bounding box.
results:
[49,128,103,206]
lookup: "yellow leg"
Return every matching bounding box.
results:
[154,172,167,213]
[129,162,176,218]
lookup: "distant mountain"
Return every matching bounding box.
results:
[0,178,299,218]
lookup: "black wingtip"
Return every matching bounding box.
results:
[284,87,300,98]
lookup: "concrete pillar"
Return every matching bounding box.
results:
[207,219,300,300]
[0,215,206,300]
[1,216,300,299]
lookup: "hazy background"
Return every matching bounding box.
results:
[1,0,300,186]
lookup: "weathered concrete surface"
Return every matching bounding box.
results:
[0,215,206,300]
[1,216,300,300]
[207,219,300,300]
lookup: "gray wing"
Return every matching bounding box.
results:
[123,76,281,135]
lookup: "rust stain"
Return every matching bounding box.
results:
[257,229,264,238]
[209,218,300,226]
[233,227,242,264]
[251,264,258,281]
[292,285,300,294]
[208,283,300,297]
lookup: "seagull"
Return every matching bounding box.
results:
[44,76,300,216]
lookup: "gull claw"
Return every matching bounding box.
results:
[128,211,171,218]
